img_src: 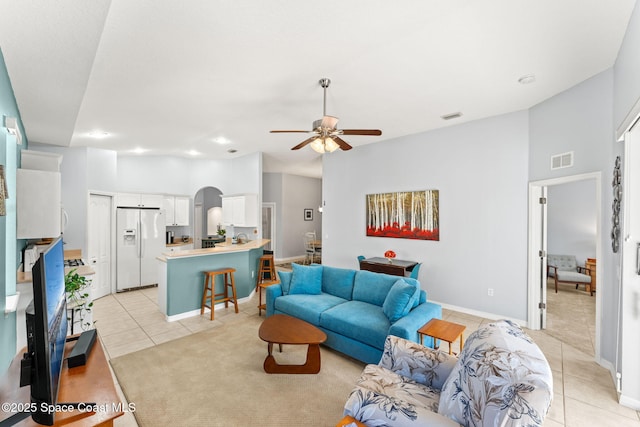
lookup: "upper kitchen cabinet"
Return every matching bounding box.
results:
[221,194,258,227]
[116,192,163,208]
[163,195,190,226]
[17,169,61,239]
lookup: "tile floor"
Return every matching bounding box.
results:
[93,282,640,426]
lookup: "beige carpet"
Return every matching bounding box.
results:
[110,315,365,426]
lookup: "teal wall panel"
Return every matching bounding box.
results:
[165,248,263,316]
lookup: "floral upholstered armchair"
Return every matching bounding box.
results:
[343,320,553,427]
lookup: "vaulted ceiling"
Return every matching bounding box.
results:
[0,1,636,177]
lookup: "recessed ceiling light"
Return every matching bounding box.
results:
[213,136,231,145]
[131,147,147,154]
[88,130,109,138]
[187,150,200,156]
[518,74,536,85]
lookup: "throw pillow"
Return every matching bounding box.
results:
[289,263,323,295]
[382,279,418,322]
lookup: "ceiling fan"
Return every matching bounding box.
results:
[270,78,382,153]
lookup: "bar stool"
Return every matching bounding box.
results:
[201,267,238,320]
[255,253,279,316]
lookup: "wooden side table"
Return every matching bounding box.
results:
[585,258,596,295]
[418,318,466,355]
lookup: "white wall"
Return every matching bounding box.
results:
[613,0,640,408]
[528,70,617,365]
[323,111,530,320]
[117,155,233,195]
[547,180,597,263]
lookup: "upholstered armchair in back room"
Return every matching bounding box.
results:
[547,254,594,296]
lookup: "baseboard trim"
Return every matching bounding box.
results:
[165,295,252,322]
[430,300,527,328]
[619,394,640,411]
[275,256,305,264]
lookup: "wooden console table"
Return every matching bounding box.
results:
[0,336,124,426]
[359,257,418,277]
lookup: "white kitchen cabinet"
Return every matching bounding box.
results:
[221,194,258,227]
[163,195,190,226]
[116,192,163,208]
[16,169,61,239]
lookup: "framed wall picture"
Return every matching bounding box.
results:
[304,208,313,221]
[366,189,439,240]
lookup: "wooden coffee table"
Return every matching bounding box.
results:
[418,318,466,355]
[258,314,327,374]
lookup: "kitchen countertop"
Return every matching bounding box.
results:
[166,238,193,247]
[158,238,269,261]
[17,264,95,284]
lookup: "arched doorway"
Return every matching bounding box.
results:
[193,186,223,249]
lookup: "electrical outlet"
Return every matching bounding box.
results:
[251,271,255,278]
[487,288,494,297]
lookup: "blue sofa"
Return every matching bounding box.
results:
[265,264,442,364]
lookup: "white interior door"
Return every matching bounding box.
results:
[620,126,640,407]
[88,194,113,298]
[528,184,548,329]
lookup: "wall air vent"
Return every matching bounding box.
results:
[441,112,462,120]
[550,151,574,170]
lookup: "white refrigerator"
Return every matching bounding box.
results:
[116,207,165,291]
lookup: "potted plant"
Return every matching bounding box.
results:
[65,269,94,332]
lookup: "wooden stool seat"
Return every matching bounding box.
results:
[255,254,279,315]
[201,267,238,320]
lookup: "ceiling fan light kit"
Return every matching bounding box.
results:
[310,137,339,153]
[271,78,382,153]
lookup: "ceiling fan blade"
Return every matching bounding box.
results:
[333,136,352,151]
[270,130,310,133]
[291,137,317,150]
[321,115,339,129]
[340,129,382,136]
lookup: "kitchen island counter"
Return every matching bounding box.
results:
[158,239,269,320]
[158,238,269,261]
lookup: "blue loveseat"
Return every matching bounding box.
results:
[265,264,442,364]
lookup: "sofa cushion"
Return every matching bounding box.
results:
[353,270,420,307]
[555,270,591,283]
[274,293,347,325]
[320,301,390,349]
[379,335,458,391]
[289,263,322,295]
[321,265,356,300]
[438,320,553,427]
[277,270,293,295]
[547,254,578,271]
[382,279,419,322]
[344,364,458,427]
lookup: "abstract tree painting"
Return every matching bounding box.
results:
[366,190,439,240]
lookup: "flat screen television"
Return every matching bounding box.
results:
[24,236,68,426]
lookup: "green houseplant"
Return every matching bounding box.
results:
[65,269,94,332]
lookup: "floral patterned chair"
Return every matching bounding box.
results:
[342,320,553,426]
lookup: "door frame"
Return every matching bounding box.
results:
[527,172,602,361]
[262,202,276,253]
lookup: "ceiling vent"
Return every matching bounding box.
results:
[550,151,574,170]
[441,112,462,120]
